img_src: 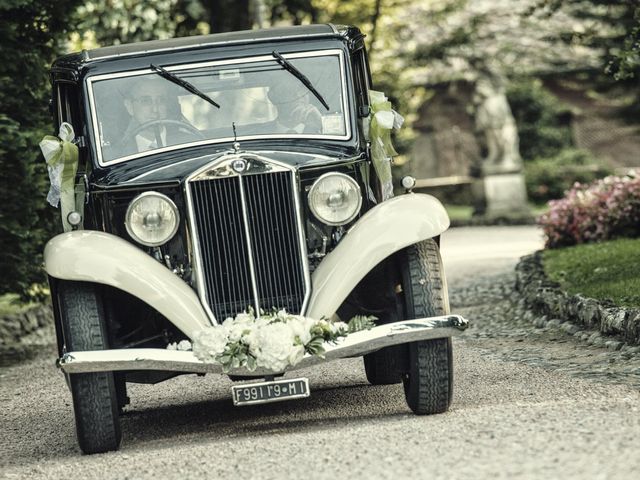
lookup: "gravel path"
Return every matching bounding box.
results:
[1,226,639,479]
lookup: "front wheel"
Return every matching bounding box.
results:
[401,239,453,415]
[58,281,122,454]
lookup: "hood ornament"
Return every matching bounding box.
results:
[232,122,241,153]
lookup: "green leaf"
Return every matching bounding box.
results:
[305,336,326,357]
[347,315,378,333]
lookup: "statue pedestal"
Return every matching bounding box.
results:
[482,172,532,221]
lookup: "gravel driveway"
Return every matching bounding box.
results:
[1,226,638,479]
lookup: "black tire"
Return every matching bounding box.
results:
[363,346,402,385]
[401,239,454,415]
[59,281,122,454]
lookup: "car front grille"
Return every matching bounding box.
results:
[188,169,308,322]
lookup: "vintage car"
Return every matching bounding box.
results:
[44,24,468,454]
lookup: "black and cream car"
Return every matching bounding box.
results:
[45,24,468,454]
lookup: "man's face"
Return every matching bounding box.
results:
[124,81,170,124]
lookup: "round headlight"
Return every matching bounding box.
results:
[125,192,179,247]
[308,173,362,226]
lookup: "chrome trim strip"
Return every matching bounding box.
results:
[183,166,218,324]
[189,154,289,181]
[86,49,351,167]
[237,175,261,315]
[290,168,312,315]
[58,315,469,375]
[86,79,101,164]
[298,153,366,171]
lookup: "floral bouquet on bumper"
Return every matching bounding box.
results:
[168,309,376,372]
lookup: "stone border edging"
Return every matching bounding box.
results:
[0,303,53,348]
[515,251,640,347]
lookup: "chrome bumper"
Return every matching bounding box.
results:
[58,315,468,377]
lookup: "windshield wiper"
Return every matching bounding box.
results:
[271,51,330,111]
[150,64,220,109]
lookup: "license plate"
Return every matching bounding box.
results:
[231,378,310,406]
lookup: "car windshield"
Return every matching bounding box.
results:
[88,50,349,164]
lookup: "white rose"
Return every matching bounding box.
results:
[288,316,316,346]
[222,317,251,343]
[192,326,229,363]
[249,322,296,372]
[176,340,192,351]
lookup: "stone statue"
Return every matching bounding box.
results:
[473,74,523,175]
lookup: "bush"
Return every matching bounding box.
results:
[538,170,640,248]
[0,1,84,300]
[524,148,612,204]
[507,79,573,161]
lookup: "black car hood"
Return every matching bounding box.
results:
[91,142,363,187]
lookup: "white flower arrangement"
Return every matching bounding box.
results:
[167,310,376,372]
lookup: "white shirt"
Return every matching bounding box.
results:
[135,127,167,152]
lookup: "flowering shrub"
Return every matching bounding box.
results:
[538,170,640,248]
[168,310,376,373]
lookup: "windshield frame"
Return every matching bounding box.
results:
[86,49,352,167]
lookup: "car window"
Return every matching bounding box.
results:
[89,51,349,164]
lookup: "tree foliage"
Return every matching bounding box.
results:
[532,0,640,80]
[403,0,609,85]
[0,0,83,298]
[71,0,181,46]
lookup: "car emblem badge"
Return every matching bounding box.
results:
[231,158,248,173]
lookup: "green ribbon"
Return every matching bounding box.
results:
[39,123,79,232]
[368,90,403,201]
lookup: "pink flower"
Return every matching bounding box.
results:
[538,170,640,248]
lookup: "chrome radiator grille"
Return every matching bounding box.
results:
[188,170,307,322]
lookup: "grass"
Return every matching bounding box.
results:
[443,203,549,222]
[444,204,474,222]
[543,238,640,308]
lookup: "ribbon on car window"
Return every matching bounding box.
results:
[39,122,79,232]
[367,90,404,201]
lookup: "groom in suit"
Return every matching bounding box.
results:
[119,78,199,156]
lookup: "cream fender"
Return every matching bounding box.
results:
[306,193,449,319]
[45,231,211,338]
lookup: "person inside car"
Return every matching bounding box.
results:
[267,81,323,134]
[118,77,201,156]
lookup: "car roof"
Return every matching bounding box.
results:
[55,24,359,66]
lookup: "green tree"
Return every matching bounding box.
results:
[71,0,180,46]
[533,0,639,80]
[70,0,253,49]
[0,0,83,298]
